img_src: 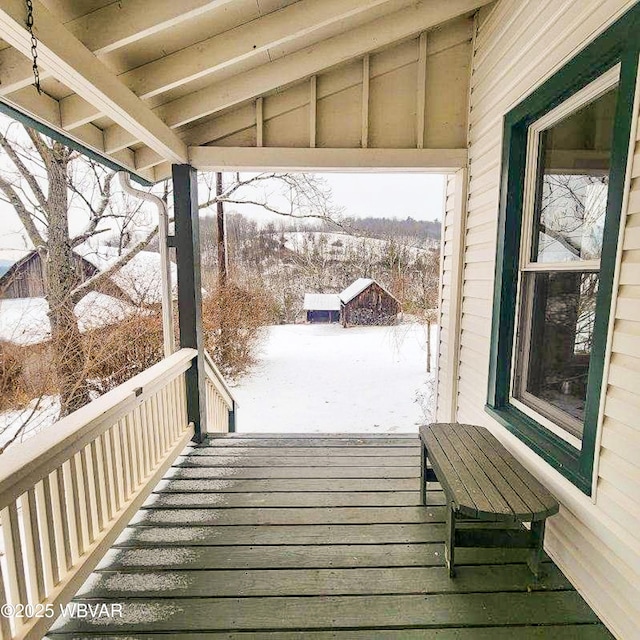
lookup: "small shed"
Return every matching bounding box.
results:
[303,293,341,324]
[0,250,98,299]
[339,278,400,326]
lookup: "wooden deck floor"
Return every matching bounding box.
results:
[50,434,613,639]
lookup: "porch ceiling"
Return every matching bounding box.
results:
[0,0,487,183]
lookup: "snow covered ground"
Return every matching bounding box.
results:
[232,321,436,434]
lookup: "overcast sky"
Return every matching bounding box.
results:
[320,173,445,221]
[225,172,445,224]
[0,171,446,250]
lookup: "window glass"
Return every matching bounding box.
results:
[516,271,599,438]
[513,84,618,443]
[531,88,617,263]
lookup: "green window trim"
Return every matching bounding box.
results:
[486,4,640,495]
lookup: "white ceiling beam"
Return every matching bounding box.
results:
[58,0,404,130]
[119,0,408,101]
[104,6,477,168]
[1,85,62,127]
[176,26,471,150]
[188,146,468,172]
[0,0,187,163]
[156,0,492,129]
[0,0,233,96]
[135,146,164,171]
[67,0,235,56]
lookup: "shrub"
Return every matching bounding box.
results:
[202,281,272,379]
[0,340,23,411]
[83,309,165,395]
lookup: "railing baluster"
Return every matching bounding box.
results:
[133,406,145,481]
[0,565,13,639]
[174,377,183,437]
[55,465,73,571]
[179,372,188,427]
[40,475,60,588]
[100,431,115,521]
[110,425,124,512]
[125,413,139,490]
[140,402,152,477]
[148,395,161,466]
[22,489,45,603]
[118,419,132,501]
[68,455,86,557]
[2,503,28,610]
[156,389,169,453]
[90,439,106,532]
[80,447,97,545]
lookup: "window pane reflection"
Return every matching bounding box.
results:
[516,271,599,438]
[532,87,617,263]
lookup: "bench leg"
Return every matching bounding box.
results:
[420,444,427,506]
[445,503,456,578]
[528,520,545,578]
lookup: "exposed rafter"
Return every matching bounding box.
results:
[120,0,405,101]
[0,0,234,96]
[156,0,490,129]
[101,0,489,153]
[59,0,407,130]
[0,0,187,163]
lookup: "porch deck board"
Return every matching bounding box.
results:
[49,434,613,638]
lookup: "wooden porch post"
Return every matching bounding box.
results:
[172,164,206,441]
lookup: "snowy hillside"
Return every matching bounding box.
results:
[281,231,433,261]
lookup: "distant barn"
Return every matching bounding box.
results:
[0,250,99,299]
[303,293,341,323]
[339,278,400,326]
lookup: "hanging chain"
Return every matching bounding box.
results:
[25,0,42,95]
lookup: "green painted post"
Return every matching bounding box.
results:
[172,164,206,442]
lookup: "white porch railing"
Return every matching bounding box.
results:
[0,348,197,640]
[203,351,236,433]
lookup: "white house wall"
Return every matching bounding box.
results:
[436,174,456,420]
[441,1,640,637]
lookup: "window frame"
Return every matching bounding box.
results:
[486,5,640,495]
[510,70,619,447]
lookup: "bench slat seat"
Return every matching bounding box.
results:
[420,424,558,522]
[419,423,559,578]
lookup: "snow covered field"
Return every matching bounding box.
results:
[232,322,436,434]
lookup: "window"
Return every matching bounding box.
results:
[512,75,618,447]
[487,6,639,494]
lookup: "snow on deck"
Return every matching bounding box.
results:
[232,322,435,433]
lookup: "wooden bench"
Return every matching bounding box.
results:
[419,423,559,578]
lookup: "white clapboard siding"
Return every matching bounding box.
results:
[449,1,640,637]
[436,174,456,420]
[436,170,467,421]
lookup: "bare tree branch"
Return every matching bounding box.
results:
[70,221,168,303]
[0,395,44,455]
[24,126,54,171]
[0,174,46,247]
[0,131,48,212]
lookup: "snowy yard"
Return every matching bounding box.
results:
[232,322,436,434]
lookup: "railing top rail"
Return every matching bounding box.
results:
[0,348,197,508]
[203,350,235,408]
